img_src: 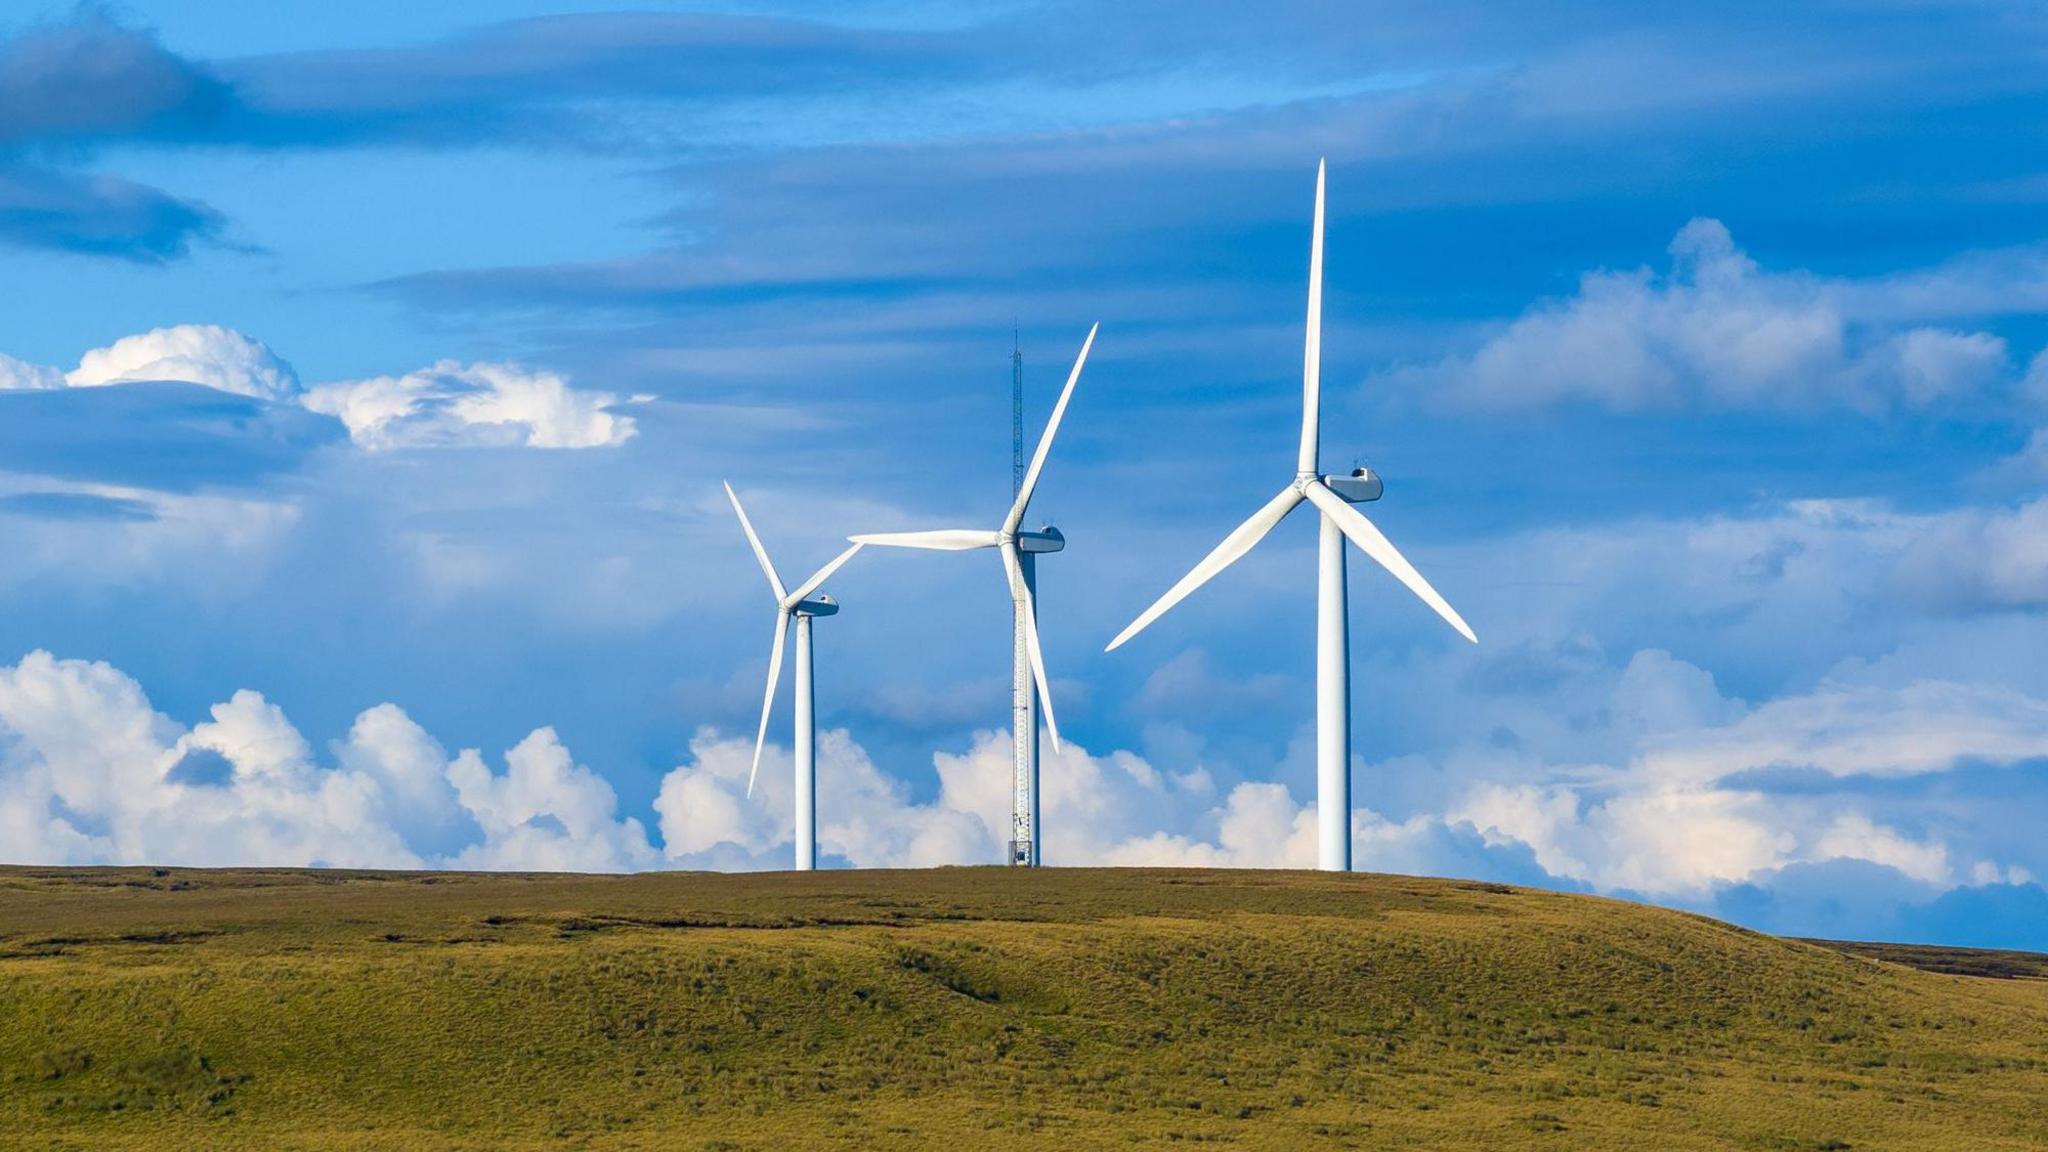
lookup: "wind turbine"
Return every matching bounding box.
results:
[849,323,1098,867]
[1105,161,1476,872]
[725,481,863,871]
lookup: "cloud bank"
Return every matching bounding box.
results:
[5,647,2039,948]
[0,325,636,453]
[0,651,655,871]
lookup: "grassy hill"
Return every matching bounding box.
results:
[1,867,2043,1151]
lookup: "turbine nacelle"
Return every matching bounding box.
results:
[1321,467,1382,504]
[791,595,840,617]
[1014,526,1065,554]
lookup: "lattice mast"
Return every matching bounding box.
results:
[1012,332,1025,497]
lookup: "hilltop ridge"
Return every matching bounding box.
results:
[1,866,2044,1150]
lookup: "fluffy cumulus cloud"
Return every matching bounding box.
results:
[302,360,637,449]
[0,325,634,450]
[1411,219,2023,414]
[0,651,654,870]
[2,644,2045,948]
[653,725,1346,872]
[447,729,659,871]
[655,668,2045,909]
[1448,670,2044,900]
[66,324,299,400]
[655,729,996,869]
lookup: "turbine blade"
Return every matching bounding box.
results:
[1001,544,1060,753]
[1302,482,1477,643]
[784,542,863,608]
[747,610,790,798]
[1005,323,1098,535]
[1297,159,1325,476]
[724,481,786,602]
[1104,484,1304,652]
[848,528,1001,551]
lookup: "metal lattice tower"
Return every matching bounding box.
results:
[1011,331,1025,497]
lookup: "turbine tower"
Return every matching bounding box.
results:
[850,323,1098,867]
[726,482,863,871]
[1106,161,1476,872]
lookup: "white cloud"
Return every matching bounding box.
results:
[0,478,301,599]
[2010,430,2048,481]
[656,728,1034,869]
[652,667,2044,897]
[1609,648,1743,735]
[656,725,1320,870]
[0,352,62,390]
[1407,218,2019,413]
[1099,781,1317,867]
[0,650,655,870]
[1430,496,2048,714]
[66,324,300,400]
[1888,328,2006,406]
[654,724,1504,875]
[1445,670,2048,898]
[1893,497,2048,610]
[302,360,637,449]
[447,729,657,872]
[1455,783,1795,895]
[0,643,2038,927]
[2,328,633,452]
[1815,814,1952,887]
[1639,679,2048,784]
[2026,348,2048,410]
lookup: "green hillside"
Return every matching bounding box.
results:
[1,867,2043,1150]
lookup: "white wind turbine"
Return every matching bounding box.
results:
[849,324,1098,867]
[725,482,863,871]
[1106,161,1477,872]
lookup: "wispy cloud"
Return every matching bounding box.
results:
[0,163,225,261]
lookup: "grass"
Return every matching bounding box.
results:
[0,866,2044,1150]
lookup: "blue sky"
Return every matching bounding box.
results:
[2,1,2047,948]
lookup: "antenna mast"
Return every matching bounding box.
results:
[1011,330,1024,497]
